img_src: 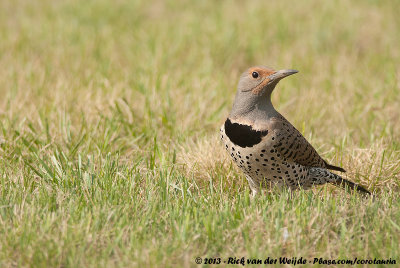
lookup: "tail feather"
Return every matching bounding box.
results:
[308,167,370,195]
[324,160,346,173]
[331,177,371,195]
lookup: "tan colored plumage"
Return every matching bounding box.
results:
[270,115,336,169]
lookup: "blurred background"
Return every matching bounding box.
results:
[0,0,399,266]
[1,0,399,142]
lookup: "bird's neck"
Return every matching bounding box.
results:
[229,96,279,126]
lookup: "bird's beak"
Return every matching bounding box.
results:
[267,69,298,83]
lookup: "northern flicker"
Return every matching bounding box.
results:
[220,66,370,196]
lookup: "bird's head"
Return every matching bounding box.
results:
[237,66,298,96]
[230,66,298,120]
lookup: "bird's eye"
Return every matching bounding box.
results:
[252,72,259,78]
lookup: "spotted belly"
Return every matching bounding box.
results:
[220,124,309,190]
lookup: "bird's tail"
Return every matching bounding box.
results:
[308,167,371,195]
[325,163,346,173]
[330,177,371,195]
[323,160,346,173]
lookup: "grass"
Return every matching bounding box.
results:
[0,0,400,267]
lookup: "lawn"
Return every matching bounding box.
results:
[0,0,399,267]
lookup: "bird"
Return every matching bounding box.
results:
[220,66,370,197]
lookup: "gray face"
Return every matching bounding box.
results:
[237,66,298,96]
[237,66,277,95]
[230,66,298,119]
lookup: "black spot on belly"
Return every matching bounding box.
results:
[224,118,268,148]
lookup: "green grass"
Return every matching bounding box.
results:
[1,0,400,267]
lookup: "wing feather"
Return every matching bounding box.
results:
[270,117,345,172]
